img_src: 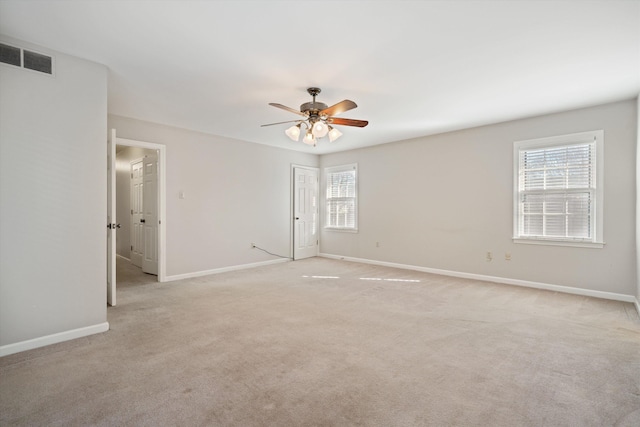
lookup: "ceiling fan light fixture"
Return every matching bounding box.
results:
[312,120,329,138]
[303,130,316,145]
[263,87,367,147]
[328,126,343,142]
[285,124,301,141]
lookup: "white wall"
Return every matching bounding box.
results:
[636,95,640,307]
[0,37,108,352]
[320,99,637,297]
[115,146,156,259]
[107,115,319,277]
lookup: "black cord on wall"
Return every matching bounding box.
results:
[253,244,291,260]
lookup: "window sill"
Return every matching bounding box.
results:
[513,238,604,249]
[324,227,358,234]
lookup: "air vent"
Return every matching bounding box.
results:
[0,43,21,67]
[23,50,52,74]
[0,42,53,75]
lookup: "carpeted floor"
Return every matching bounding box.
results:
[1,257,639,426]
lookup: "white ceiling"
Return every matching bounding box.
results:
[1,0,639,154]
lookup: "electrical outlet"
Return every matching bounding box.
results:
[251,242,256,248]
[376,241,380,248]
[486,251,493,261]
[505,253,511,261]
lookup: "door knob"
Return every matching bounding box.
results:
[140,219,146,223]
[295,217,299,220]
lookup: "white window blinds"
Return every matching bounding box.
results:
[514,130,603,246]
[325,164,357,230]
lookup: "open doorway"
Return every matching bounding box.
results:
[107,130,166,306]
[116,146,158,278]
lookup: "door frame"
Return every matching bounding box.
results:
[290,164,319,260]
[114,132,167,282]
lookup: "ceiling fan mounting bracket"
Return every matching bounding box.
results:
[307,87,321,97]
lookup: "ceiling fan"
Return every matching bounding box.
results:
[261,87,368,146]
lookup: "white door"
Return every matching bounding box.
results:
[130,159,144,268]
[142,154,158,275]
[107,129,117,306]
[293,167,319,260]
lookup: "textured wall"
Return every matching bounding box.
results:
[320,99,637,296]
[0,37,108,347]
[108,115,319,277]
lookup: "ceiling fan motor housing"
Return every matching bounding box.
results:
[300,101,328,118]
[302,87,328,120]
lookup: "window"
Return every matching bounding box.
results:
[325,164,357,231]
[513,130,603,247]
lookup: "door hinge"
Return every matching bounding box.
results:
[131,209,133,215]
[131,245,133,251]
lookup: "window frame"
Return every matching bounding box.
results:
[513,130,604,248]
[324,163,358,232]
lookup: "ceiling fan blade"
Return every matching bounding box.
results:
[321,100,357,117]
[269,103,306,117]
[260,120,302,127]
[329,117,369,128]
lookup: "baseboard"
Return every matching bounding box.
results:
[635,297,640,317]
[319,253,636,304]
[116,254,131,262]
[164,258,290,282]
[0,322,110,357]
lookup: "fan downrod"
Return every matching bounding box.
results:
[301,87,327,114]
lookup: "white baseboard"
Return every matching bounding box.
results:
[164,258,290,282]
[635,298,640,316]
[0,322,110,357]
[116,254,131,262]
[319,253,637,304]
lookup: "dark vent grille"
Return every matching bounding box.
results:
[0,42,53,75]
[23,50,52,74]
[0,43,21,67]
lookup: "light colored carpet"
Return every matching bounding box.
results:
[1,257,639,426]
